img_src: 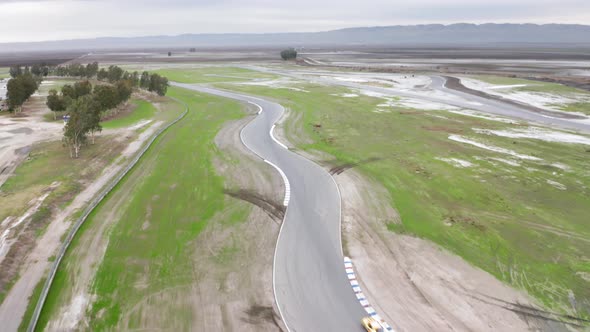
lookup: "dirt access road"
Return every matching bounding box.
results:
[0,120,165,332]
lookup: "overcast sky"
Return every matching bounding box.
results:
[2,0,590,43]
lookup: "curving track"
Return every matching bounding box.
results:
[243,66,590,134]
[428,76,590,134]
[173,83,367,331]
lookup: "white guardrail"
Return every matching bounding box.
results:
[344,256,394,332]
[26,97,189,332]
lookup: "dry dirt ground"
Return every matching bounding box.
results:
[0,107,63,189]
[45,106,286,331]
[0,52,82,67]
[337,170,571,332]
[273,108,572,332]
[74,49,283,65]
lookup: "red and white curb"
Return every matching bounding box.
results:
[344,257,394,331]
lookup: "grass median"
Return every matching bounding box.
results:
[101,100,156,129]
[151,66,278,84]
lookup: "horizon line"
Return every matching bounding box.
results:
[2,22,590,45]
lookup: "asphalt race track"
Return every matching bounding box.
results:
[173,83,367,331]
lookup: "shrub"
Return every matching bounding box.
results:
[280,48,298,60]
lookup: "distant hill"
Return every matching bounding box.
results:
[1,23,589,52]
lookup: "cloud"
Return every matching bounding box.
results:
[0,0,589,43]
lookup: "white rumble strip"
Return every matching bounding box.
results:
[263,160,291,206]
[270,124,289,150]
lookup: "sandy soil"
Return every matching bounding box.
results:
[336,169,569,332]
[0,184,61,311]
[0,189,51,263]
[0,120,165,332]
[0,97,67,325]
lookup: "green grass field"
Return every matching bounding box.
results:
[101,100,156,129]
[218,81,590,317]
[151,66,277,84]
[0,68,9,79]
[35,87,249,330]
[17,278,46,332]
[40,79,77,92]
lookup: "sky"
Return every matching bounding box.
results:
[1,0,590,43]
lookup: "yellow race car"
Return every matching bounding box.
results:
[361,317,383,332]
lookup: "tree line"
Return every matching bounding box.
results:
[5,67,44,112]
[53,63,168,96]
[6,61,170,157]
[48,80,133,158]
[9,64,51,78]
[6,62,168,109]
[47,63,170,158]
[53,62,99,78]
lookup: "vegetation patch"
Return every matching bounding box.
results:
[0,135,128,223]
[37,87,247,330]
[218,81,590,318]
[152,66,277,84]
[101,100,156,129]
[556,101,590,115]
[17,277,46,332]
[0,135,130,307]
